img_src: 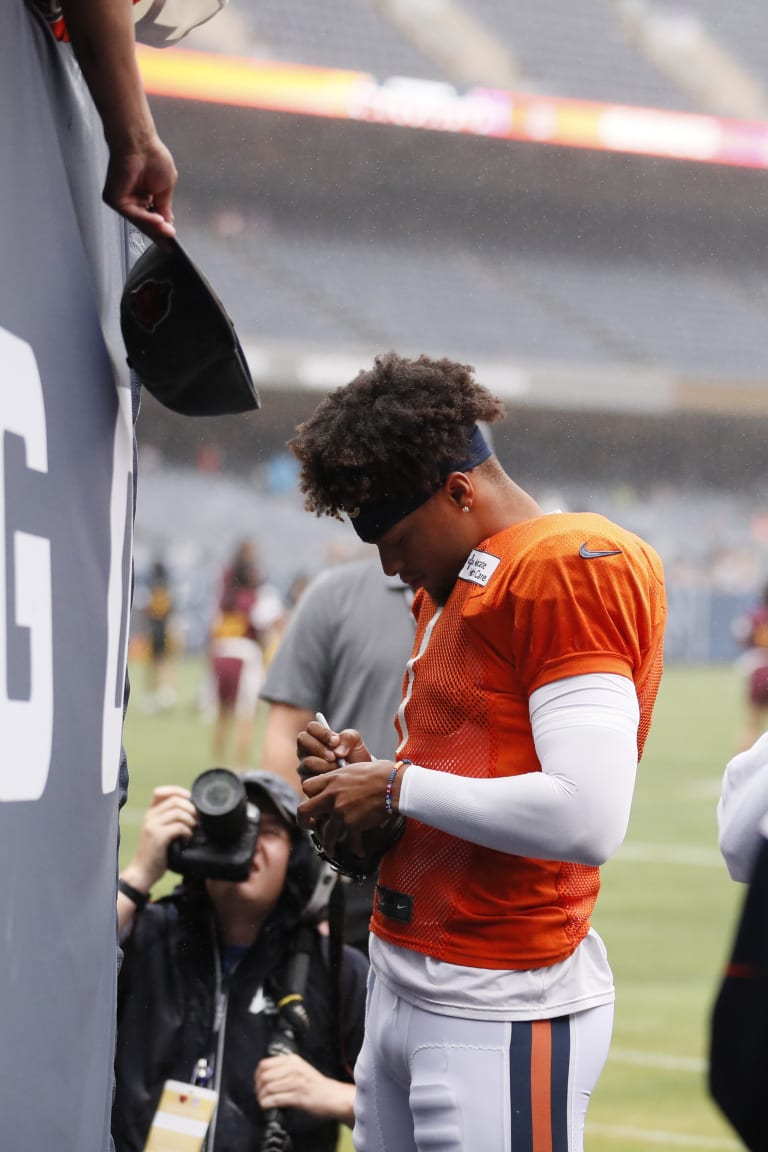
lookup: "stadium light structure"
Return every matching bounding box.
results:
[137,45,768,170]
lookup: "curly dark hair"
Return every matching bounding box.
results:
[288,352,505,519]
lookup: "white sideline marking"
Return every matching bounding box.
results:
[614,842,723,868]
[587,1123,741,1148]
[610,1047,706,1072]
[120,809,726,870]
[686,778,725,800]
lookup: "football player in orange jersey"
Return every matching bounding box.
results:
[289,352,667,1152]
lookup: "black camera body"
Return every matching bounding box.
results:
[167,768,259,881]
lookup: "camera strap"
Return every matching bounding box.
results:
[194,935,246,1090]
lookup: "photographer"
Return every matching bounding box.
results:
[113,771,367,1152]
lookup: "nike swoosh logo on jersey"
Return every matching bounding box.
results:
[579,543,623,559]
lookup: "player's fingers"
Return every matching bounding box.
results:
[297,725,337,764]
[297,753,339,783]
[336,728,369,762]
[296,790,336,829]
[299,770,334,799]
[315,812,344,853]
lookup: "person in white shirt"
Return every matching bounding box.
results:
[718,731,768,882]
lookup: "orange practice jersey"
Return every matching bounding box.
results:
[373,512,666,970]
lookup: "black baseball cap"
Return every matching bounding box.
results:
[240,770,301,829]
[120,237,260,417]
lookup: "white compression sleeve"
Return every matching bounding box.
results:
[397,673,639,865]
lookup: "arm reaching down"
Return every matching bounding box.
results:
[60,0,177,239]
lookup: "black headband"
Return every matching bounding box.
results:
[348,425,492,544]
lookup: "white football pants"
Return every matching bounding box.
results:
[353,971,613,1152]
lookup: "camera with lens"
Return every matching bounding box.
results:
[167,768,260,881]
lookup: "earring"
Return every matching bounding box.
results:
[462,506,470,513]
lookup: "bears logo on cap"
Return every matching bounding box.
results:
[127,277,173,333]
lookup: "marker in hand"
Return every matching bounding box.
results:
[315,712,347,766]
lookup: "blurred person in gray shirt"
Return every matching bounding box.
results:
[260,555,415,953]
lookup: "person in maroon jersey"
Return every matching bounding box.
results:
[733,581,768,750]
[209,541,284,767]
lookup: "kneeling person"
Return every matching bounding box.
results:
[112,771,367,1152]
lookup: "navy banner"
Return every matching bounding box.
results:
[0,4,134,1148]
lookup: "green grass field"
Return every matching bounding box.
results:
[121,659,749,1151]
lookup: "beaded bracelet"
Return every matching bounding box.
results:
[385,759,411,816]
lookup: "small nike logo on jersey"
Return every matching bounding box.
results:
[579,543,622,559]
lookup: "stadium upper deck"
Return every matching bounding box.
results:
[184,1,768,113]
[138,1,768,425]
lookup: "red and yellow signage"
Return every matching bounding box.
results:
[137,46,768,170]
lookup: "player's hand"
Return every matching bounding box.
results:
[103,135,177,241]
[298,760,398,834]
[296,720,370,783]
[121,785,196,893]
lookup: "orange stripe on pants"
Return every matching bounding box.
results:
[531,1019,553,1152]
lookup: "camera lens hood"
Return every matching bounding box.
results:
[191,767,247,845]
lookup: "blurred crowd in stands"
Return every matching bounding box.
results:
[130,456,768,675]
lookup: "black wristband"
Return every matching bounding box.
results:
[117,878,149,910]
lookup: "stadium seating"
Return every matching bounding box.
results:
[681,0,768,98]
[187,0,767,113]
[205,0,448,81]
[182,219,768,380]
[468,0,693,110]
[171,0,768,386]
